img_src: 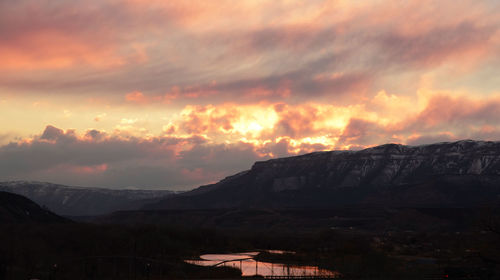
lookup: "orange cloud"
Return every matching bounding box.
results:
[0,28,128,70]
[173,102,370,154]
[125,91,147,103]
[68,163,108,174]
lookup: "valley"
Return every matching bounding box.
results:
[1,141,500,279]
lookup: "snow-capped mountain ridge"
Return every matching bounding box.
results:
[1,181,176,198]
[249,140,500,190]
[147,140,500,209]
[0,181,177,216]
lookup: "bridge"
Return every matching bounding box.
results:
[209,256,338,278]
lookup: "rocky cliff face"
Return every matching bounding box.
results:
[0,182,176,216]
[252,140,500,191]
[147,140,500,209]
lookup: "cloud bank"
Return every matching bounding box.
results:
[1,0,499,189]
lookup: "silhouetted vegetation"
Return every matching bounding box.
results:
[1,206,500,279]
[0,223,244,279]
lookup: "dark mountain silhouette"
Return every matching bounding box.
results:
[146,140,500,210]
[0,191,66,223]
[0,181,177,216]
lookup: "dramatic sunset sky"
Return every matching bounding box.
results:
[1,0,499,189]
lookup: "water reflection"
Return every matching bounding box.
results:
[186,252,339,277]
[264,249,294,255]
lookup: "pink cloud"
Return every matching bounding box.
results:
[405,95,500,130]
[68,163,108,174]
[125,91,147,104]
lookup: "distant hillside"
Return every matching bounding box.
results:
[146,140,500,209]
[0,191,66,223]
[0,181,177,216]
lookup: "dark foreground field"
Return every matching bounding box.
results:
[1,206,500,279]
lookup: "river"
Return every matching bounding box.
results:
[185,251,339,277]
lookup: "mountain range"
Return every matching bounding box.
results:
[0,181,176,216]
[2,140,499,217]
[145,140,500,210]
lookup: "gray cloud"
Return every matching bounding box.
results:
[374,21,497,69]
[0,125,265,190]
[398,95,500,133]
[406,134,456,146]
[40,125,66,140]
[338,118,388,146]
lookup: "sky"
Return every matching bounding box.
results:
[1,0,499,190]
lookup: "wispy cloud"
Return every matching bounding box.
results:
[1,0,499,188]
